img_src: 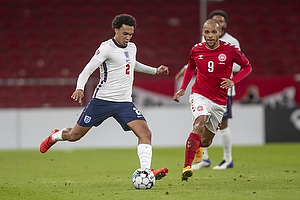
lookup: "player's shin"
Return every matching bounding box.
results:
[137,144,152,169]
[220,127,232,161]
[184,132,201,167]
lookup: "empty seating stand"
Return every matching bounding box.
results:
[0,0,299,107]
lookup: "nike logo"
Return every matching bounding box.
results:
[198,55,203,59]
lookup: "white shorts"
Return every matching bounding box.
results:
[189,93,226,134]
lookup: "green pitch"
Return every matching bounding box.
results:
[0,143,299,200]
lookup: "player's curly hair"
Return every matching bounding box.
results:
[208,10,228,22]
[112,14,137,29]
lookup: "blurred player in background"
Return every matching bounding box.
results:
[175,10,242,170]
[173,19,252,181]
[40,14,169,180]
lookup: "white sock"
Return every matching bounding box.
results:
[52,130,63,141]
[202,147,209,160]
[220,127,232,162]
[137,144,152,169]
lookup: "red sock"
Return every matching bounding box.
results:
[184,132,201,167]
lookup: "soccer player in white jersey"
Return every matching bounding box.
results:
[40,14,169,180]
[175,10,241,170]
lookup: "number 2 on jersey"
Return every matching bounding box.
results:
[208,61,214,72]
[126,64,130,75]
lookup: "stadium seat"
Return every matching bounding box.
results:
[40,86,63,107]
[0,86,18,107]
[16,86,41,107]
[0,0,299,107]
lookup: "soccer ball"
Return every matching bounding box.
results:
[132,168,155,189]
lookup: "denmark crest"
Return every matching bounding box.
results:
[84,115,92,123]
[218,53,226,62]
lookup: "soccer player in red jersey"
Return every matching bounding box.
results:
[173,19,252,181]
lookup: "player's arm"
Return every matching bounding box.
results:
[72,44,109,104]
[173,58,196,102]
[231,50,252,85]
[135,61,169,75]
[231,39,241,73]
[180,64,195,90]
[175,64,188,81]
[231,62,252,84]
[71,57,101,104]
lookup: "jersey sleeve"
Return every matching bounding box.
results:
[76,43,110,91]
[92,42,110,63]
[76,57,101,91]
[230,38,241,73]
[134,61,157,74]
[231,49,252,84]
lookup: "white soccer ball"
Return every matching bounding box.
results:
[132,168,155,189]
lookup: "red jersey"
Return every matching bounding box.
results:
[181,40,252,105]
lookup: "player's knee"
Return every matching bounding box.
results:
[193,123,205,135]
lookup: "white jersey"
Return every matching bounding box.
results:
[76,38,156,102]
[201,32,241,96]
[219,33,241,73]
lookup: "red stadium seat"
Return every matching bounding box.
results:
[0,0,299,108]
[16,86,41,107]
[0,86,18,107]
[40,86,63,107]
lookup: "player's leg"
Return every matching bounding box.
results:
[183,94,225,179]
[213,119,234,169]
[220,119,232,163]
[128,119,151,145]
[183,94,209,180]
[182,115,215,181]
[213,96,234,169]
[119,102,168,180]
[61,124,91,141]
[128,120,152,169]
[40,124,91,153]
[40,98,104,153]
[127,120,168,180]
[185,94,211,165]
[184,115,214,167]
[114,102,153,170]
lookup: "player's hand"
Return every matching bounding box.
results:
[71,89,84,105]
[156,65,169,75]
[173,89,185,103]
[220,78,235,89]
